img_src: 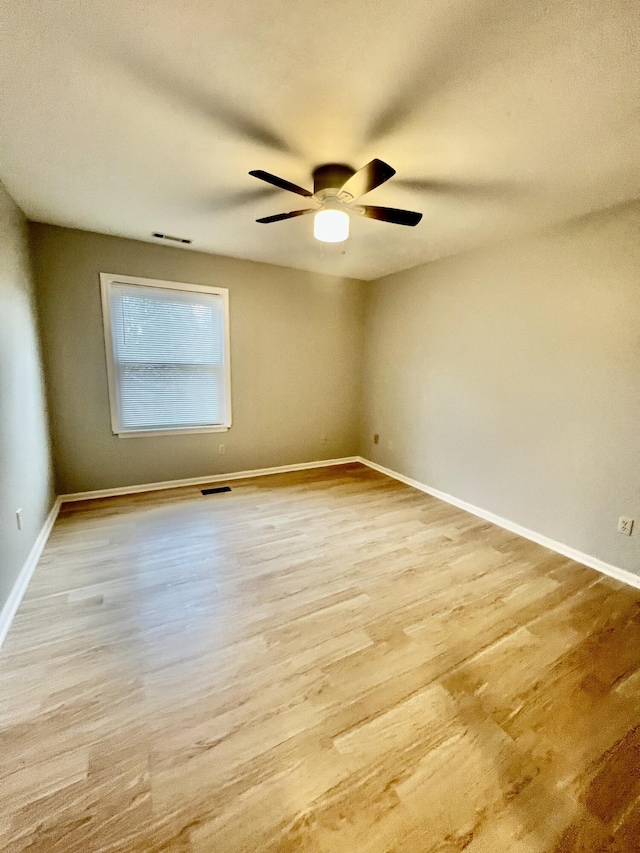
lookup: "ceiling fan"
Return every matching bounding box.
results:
[248,160,422,243]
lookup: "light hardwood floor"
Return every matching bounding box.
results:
[1,463,640,852]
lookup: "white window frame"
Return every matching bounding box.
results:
[99,273,232,438]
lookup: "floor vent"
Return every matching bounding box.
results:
[201,486,232,495]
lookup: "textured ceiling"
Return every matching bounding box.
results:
[1,0,639,280]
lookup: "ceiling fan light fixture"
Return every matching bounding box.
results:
[313,209,349,243]
[250,160,422,238]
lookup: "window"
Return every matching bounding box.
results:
[100,274,231,436]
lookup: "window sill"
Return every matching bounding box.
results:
[116,425,230,438]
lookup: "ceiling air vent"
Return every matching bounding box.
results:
[152,232,192,245]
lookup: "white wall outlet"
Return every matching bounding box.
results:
[16,509,23,531]
[618,517,634,536]
[373,434,379,445]
[218,444,225,455]
[320,434,326,445]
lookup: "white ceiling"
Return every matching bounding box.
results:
[1,0,639,280]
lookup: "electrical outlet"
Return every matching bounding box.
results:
[618,516,634,536]
[320,434,326,445]
[16,509,22,531]
[218,444,225,455]
[373,434,379,445]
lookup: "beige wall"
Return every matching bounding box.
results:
[361,201,640,574]
[24,203,640,574]
[31,225,365,494]
[0,185,54,611]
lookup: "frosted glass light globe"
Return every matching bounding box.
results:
[313,209,349,243]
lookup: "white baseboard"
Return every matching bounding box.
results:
[0,497,62,649]
[59,456,360,503]
[358,457,640,592]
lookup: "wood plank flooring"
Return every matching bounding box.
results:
[2,462,640,852]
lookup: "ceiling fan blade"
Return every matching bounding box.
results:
[358,205,423,226]
[339,159,396,200]
[256,208,316,224]
[249,170,313,198]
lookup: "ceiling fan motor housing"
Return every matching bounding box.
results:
[313,163,355,196]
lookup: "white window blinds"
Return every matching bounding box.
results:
[101,275,231,435]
